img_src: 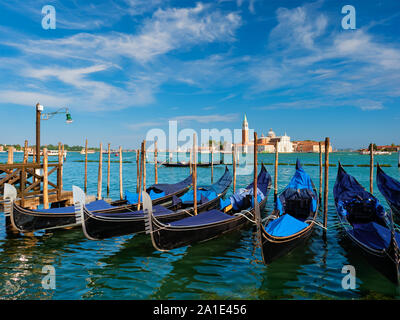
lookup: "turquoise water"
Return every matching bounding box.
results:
[1,151,400,299]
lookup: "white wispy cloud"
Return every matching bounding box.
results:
[247,2,400,111]
[0,3,242,111]
[8,3,241,64]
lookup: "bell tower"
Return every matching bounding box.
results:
[242,114,249,145]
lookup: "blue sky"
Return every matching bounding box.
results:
[0,0,399,149]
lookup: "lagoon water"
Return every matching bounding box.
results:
[1,151,400,299]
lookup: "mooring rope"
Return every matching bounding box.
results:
[234,210,255,223]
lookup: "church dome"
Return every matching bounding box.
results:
[267,128,276,138]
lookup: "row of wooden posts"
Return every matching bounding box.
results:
[85,135,332,226]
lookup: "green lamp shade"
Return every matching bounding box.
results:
[66,112,73,124]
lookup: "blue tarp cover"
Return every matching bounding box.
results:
[208,168,232,194]
[219,165,271,211]
[264,214,309,237]
[377,165,400,211]
[146,174,192,196]
[168,209,233,227]
[125,190,166,204]
[334,165,386,219]
[276,160,317,215]
[349,222,400,250]
[35,200,113,214]
[245,165,271,197]
[230,188,264,210]
[179,189,217,204]
[334,165,372,204]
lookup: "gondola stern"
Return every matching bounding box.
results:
[4,183,22,233]
[72,185,95,240]
[143,191,169,252]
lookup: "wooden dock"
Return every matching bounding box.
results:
[0,145,73,210]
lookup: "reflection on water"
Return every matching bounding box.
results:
[1,152,400,299]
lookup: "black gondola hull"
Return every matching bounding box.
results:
[343,231,400,284]
[9,185,191,232]
[82,188,228,240]
[261,225,314,264]
[151,198,268,251]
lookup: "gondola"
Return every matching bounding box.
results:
[333,163,400,284]
[376,163,400,216]
[145,165,271,251]
[4,174,192,233]
[257,159,319,264]
[76,167,232,240]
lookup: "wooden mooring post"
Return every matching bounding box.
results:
[254,132,258,206]
[97,143,103,200]
[210,148,214,184]
[319,142,323,204]
[189,148,192,174]
[136,149,140,193]
[323,137,330,235]
[143,140,146,191]
[154,140,158,184]
[43,148,49,209]
[7,146,14,164]
[119,146,123,200]
[369,143,374,194]
[107,143,111,198]
[274,140,279,202]
[137,141,144,211]
[193,133,197,215]
[233,145,236,193]
[57,142,63,201]
[84,139,88,193]
[23,140,28,164]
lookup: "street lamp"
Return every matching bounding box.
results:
[35,102,73,163]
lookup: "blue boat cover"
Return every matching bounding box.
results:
[125,190,166,204]
[208,167,232,194]
[334,164,372,204]
[276,160,317,215]
[146,174,192,196]
[220,165,271,211]
[230,188,264,210]
[334,164,386,219]
[93,204,173,218]
[264,214,309,237]
[168,209,234,227]
[35,200,113,214]
[349,222,400,250]
[377,165,400,211]
[246,165,271,197]
[179,189,217,204]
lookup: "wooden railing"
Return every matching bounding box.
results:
[0,162,63,206]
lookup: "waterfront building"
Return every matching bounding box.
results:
[235,115,294,153]
[293,140,333,153]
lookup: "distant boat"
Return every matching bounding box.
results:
[359,150,392,155]
[28,150,67,157]
[80,149,95,155]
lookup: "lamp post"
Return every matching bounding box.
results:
[35,102,73,163]
[36,103,43,163]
